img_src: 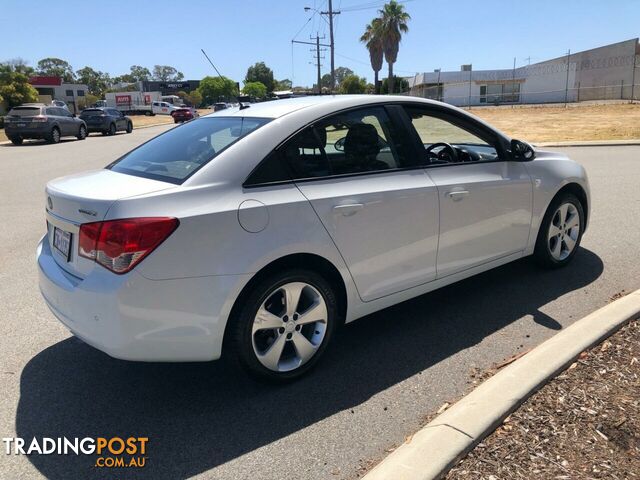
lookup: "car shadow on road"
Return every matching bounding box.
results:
[16,248,603,479]
[0,139,78,147]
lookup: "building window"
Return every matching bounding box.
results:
[479,83,520,104]
[65,89,73,97]
[77,90,85,96]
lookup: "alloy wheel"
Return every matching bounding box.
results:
[548,202,580,261]
[251,282,328,372]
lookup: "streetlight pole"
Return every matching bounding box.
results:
[564,49,571,107]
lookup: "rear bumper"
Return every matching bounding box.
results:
[84,122,109,132]
[5,124,49,138]
[37,236,250,362]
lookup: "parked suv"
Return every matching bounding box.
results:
[4,104,87,145]
[80,108,133,136]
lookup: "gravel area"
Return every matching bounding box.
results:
[447,319,639,479]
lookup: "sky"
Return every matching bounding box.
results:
[1,0,639,87]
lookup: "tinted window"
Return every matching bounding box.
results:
[245,152,292,186]
[109,116,271,184]
[282,106,406,180]
[405,107,499,164]
[8,107,41,117]
[46,107,60,116]
[81,109,104,117]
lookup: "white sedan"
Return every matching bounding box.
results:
[38,95,590,381]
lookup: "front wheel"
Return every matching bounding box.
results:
[126,122,133,133]
[108,123,116,136]
[534,193,584,268]
[230,269,338,382]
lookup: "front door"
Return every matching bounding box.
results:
[403,106,533,278]
[286,106,439,301]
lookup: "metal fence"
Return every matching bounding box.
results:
[407,51,640,107]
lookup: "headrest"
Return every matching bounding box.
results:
[294,127,326,149]
[344,123,380,156]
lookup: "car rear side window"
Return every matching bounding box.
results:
[108,116,271,184]
[281,106,408,180]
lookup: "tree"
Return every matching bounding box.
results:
[339,75,367,94]
[152,65,184,82]
[321,67,355,89]
[129,65,151,82]
[75,66,111,96]
[274,78,293,90]
[77,93,99,110]
[361,18,384,94]
[245,62,274,92]
[186,89,203,107]
[378,1,410,94]
[36,57,75,82]
[4,58,34,76]
[380,75,409,94]
[0,62,39,109]
[197,76,238,104]
[242,81,267,99]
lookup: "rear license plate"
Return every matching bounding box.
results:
[53,227,72,261]
[17,123,26,127]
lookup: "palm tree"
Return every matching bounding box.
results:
[378,0,410,94]
[360,18,384,94]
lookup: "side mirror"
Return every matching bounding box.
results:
[510,139,535,161]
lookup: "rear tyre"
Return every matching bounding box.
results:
[108,123,116,136]
[47,127,60,144]
[230,269,337,382]
[126,122,133,133]
[77,125,87,140]
[9,135,23,145]
[534,193,584,268]
[144,111,152,116]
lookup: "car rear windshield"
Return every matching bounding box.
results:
[8,107,41,117]
[81,109,104,116]
[108,116,271,184]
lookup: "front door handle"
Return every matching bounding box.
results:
[333,204,364,216]
[446,190,470,201]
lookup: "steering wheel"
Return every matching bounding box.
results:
[425,142,459,163]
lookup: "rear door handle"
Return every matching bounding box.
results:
[333,204,364,216]
[446,190,470,200]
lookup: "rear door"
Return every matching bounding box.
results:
[402,105,533,278]
[289,105,439,301]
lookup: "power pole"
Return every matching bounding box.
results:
[564,49,571,107]
[320,0,340,92]
[292,34,329,94]
[631,51,637,103]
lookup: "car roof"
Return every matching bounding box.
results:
[203,95,447,120]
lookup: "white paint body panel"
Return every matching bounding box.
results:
[37,95,590,362]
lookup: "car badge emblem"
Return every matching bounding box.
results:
[78,208,97,217]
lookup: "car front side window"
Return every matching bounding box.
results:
[405,107,500,165]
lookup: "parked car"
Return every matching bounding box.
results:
[80,108,133,136]
[213,102,228,112]
[37,95,590,381]
[5,104,87,145]
[51,100,70,110]
[171,107,198,123]
[151,101,179,115]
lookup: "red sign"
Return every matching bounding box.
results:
[115,95,131,106]
[144,94,151,105]
[29,76,62,86]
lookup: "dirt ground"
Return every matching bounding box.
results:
[446,319,640,479]
[470,103,640,142]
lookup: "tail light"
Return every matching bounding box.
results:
[33,115,48,122]
[78,217,179,274]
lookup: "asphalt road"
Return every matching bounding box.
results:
[0,129,638,480]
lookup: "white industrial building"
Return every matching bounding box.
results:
[408,38,639,106]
